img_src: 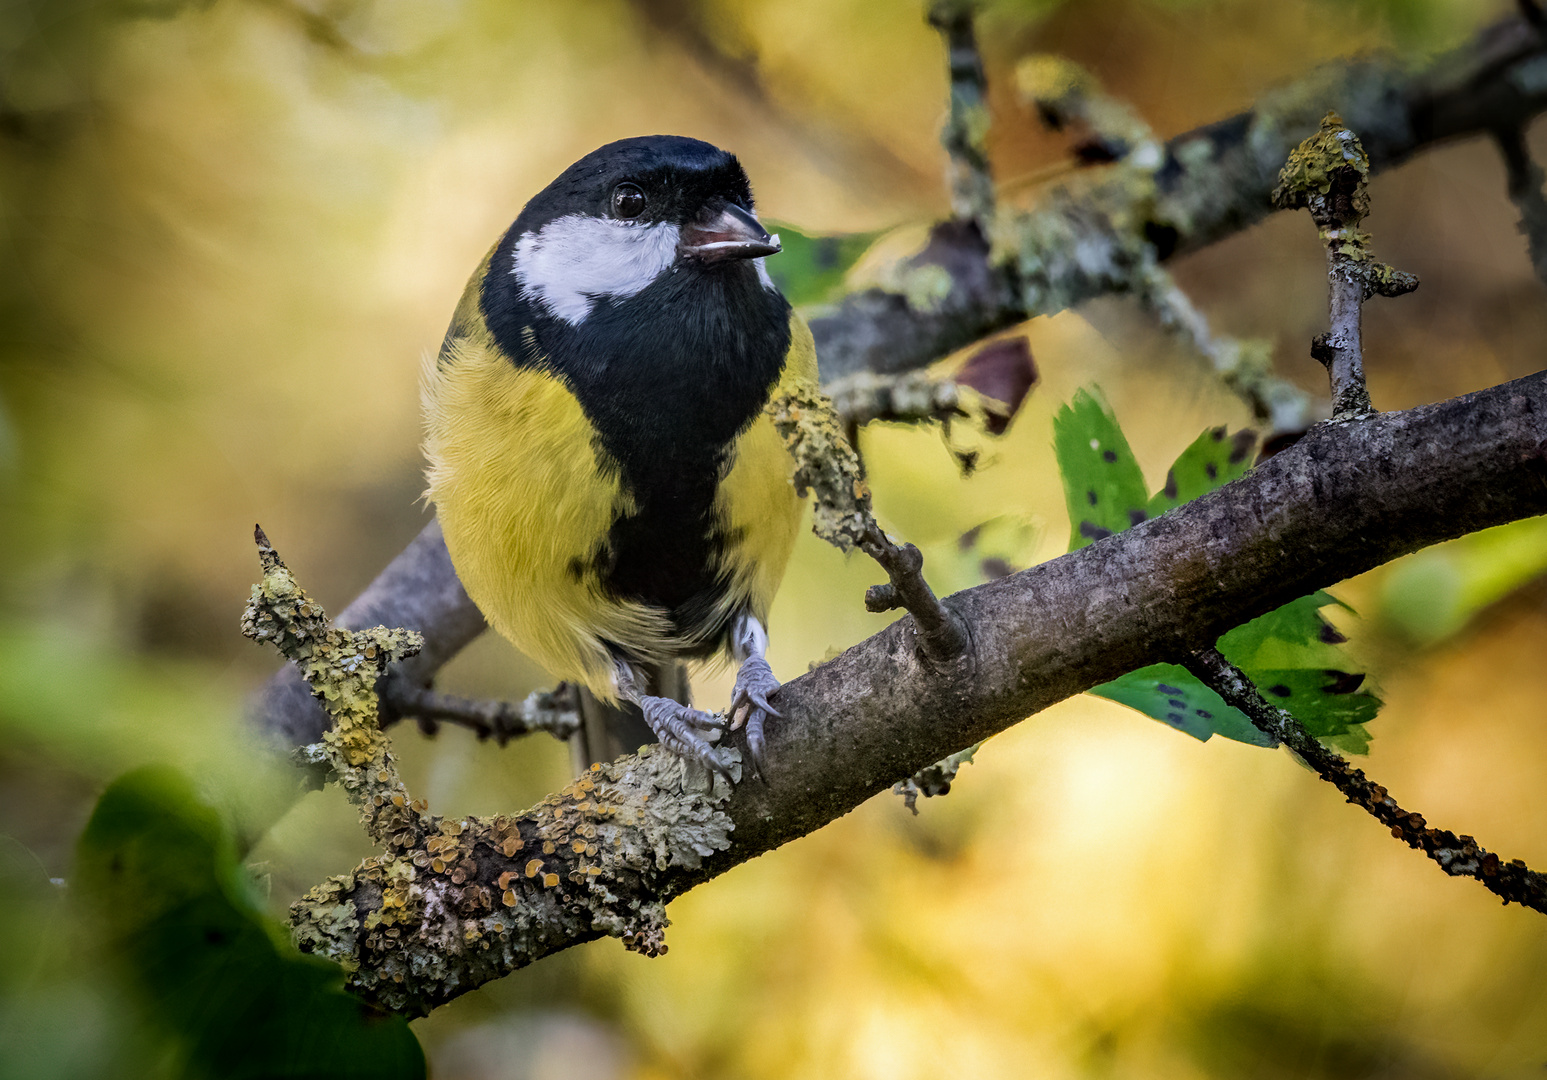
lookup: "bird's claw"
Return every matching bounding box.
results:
[731,656,781,781]
[639,695,734,782]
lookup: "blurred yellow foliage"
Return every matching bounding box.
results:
[1,0,1544,1077]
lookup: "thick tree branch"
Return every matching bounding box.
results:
[288,372,1547,1014]
[1185,646,1547,913]
[247,10,1547,771]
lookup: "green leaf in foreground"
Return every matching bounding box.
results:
[762,223,883,308]
[76,766,425,1080]
[1052,387,1381,749]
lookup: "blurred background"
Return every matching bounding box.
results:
[2,0,1546,1076]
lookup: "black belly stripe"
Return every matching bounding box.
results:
[480,233,792,648]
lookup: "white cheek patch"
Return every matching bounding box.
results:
[754,256,777,292]
[512,214,681,325]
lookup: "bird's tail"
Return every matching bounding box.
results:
[569,662,691,773]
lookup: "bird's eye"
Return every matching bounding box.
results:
[611,183,647,220]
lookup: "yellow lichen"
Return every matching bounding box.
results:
[764,381,875,552]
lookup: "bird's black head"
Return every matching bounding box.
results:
[498,135,782,327]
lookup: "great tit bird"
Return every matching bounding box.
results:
[423,135,813,780]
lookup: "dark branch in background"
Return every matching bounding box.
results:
[1493,122,1547,286]
[1273,112,1419,419]
[1013,54,1318,435]
[929,0,995,223]
[281,373,1547,1014]
[809,12,1547,382]
[380,682,578,746]
[1185,646,1547,913]
[249,9,1547,779]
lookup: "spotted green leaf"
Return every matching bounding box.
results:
[1147,425,1257,517]
[1090,662,1275,746]
[1052,387,1150,549]
[1052,388,1381,749]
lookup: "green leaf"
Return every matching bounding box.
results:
[761,223,881,308]
[1146,425,1257,517]
[1052,387,1150,550]
[76,767,425,1080]
[1238,668,1380,737]
[1054,387,1380,749]
[1089,663,1275,746]
[931,515,1041,595]
[1377,516,1547,646]
[1217,591,1353,670]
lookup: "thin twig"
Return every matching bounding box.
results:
[1135,263,1319,438]
[1185,646,1547,914]
[379,678,581,745]
[860,525,970,666]
[928,0,995,223]
[1493,124,1547,286]
[1273,112,1418,419]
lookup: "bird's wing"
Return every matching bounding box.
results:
[424,322,674,699]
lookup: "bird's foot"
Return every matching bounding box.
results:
[638,696,734,782]
[730,656,781,780]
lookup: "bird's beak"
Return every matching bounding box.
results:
[679,203,782,262]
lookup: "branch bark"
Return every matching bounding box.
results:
[291,371,1547,1014]
[246,12,1547,755]
[1185,646,1547,913]
[810,12,1547,380]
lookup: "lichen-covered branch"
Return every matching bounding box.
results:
[1184,646,1547,913]
[241,527,426,850]
[245,531,740,1016]
[1273,111,1419,419]
[893,742,980,815]
[765,382,968,664]
[765,380,876,553]
[251,519,489,754]
[811,11,1547,381]
[929,0,995,223]
[286,372,1547,1015]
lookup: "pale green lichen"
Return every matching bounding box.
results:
[1014,54,1160,165]
[240,530,424,850]
[929,0,995,223]
[290,744,736,1016]
[1271,110,1370,222]
[765,382,876,552]
[245,530,738,1017]
[893,743,981,815]
[1272,112,1418,300]
[990,163,1161,318]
